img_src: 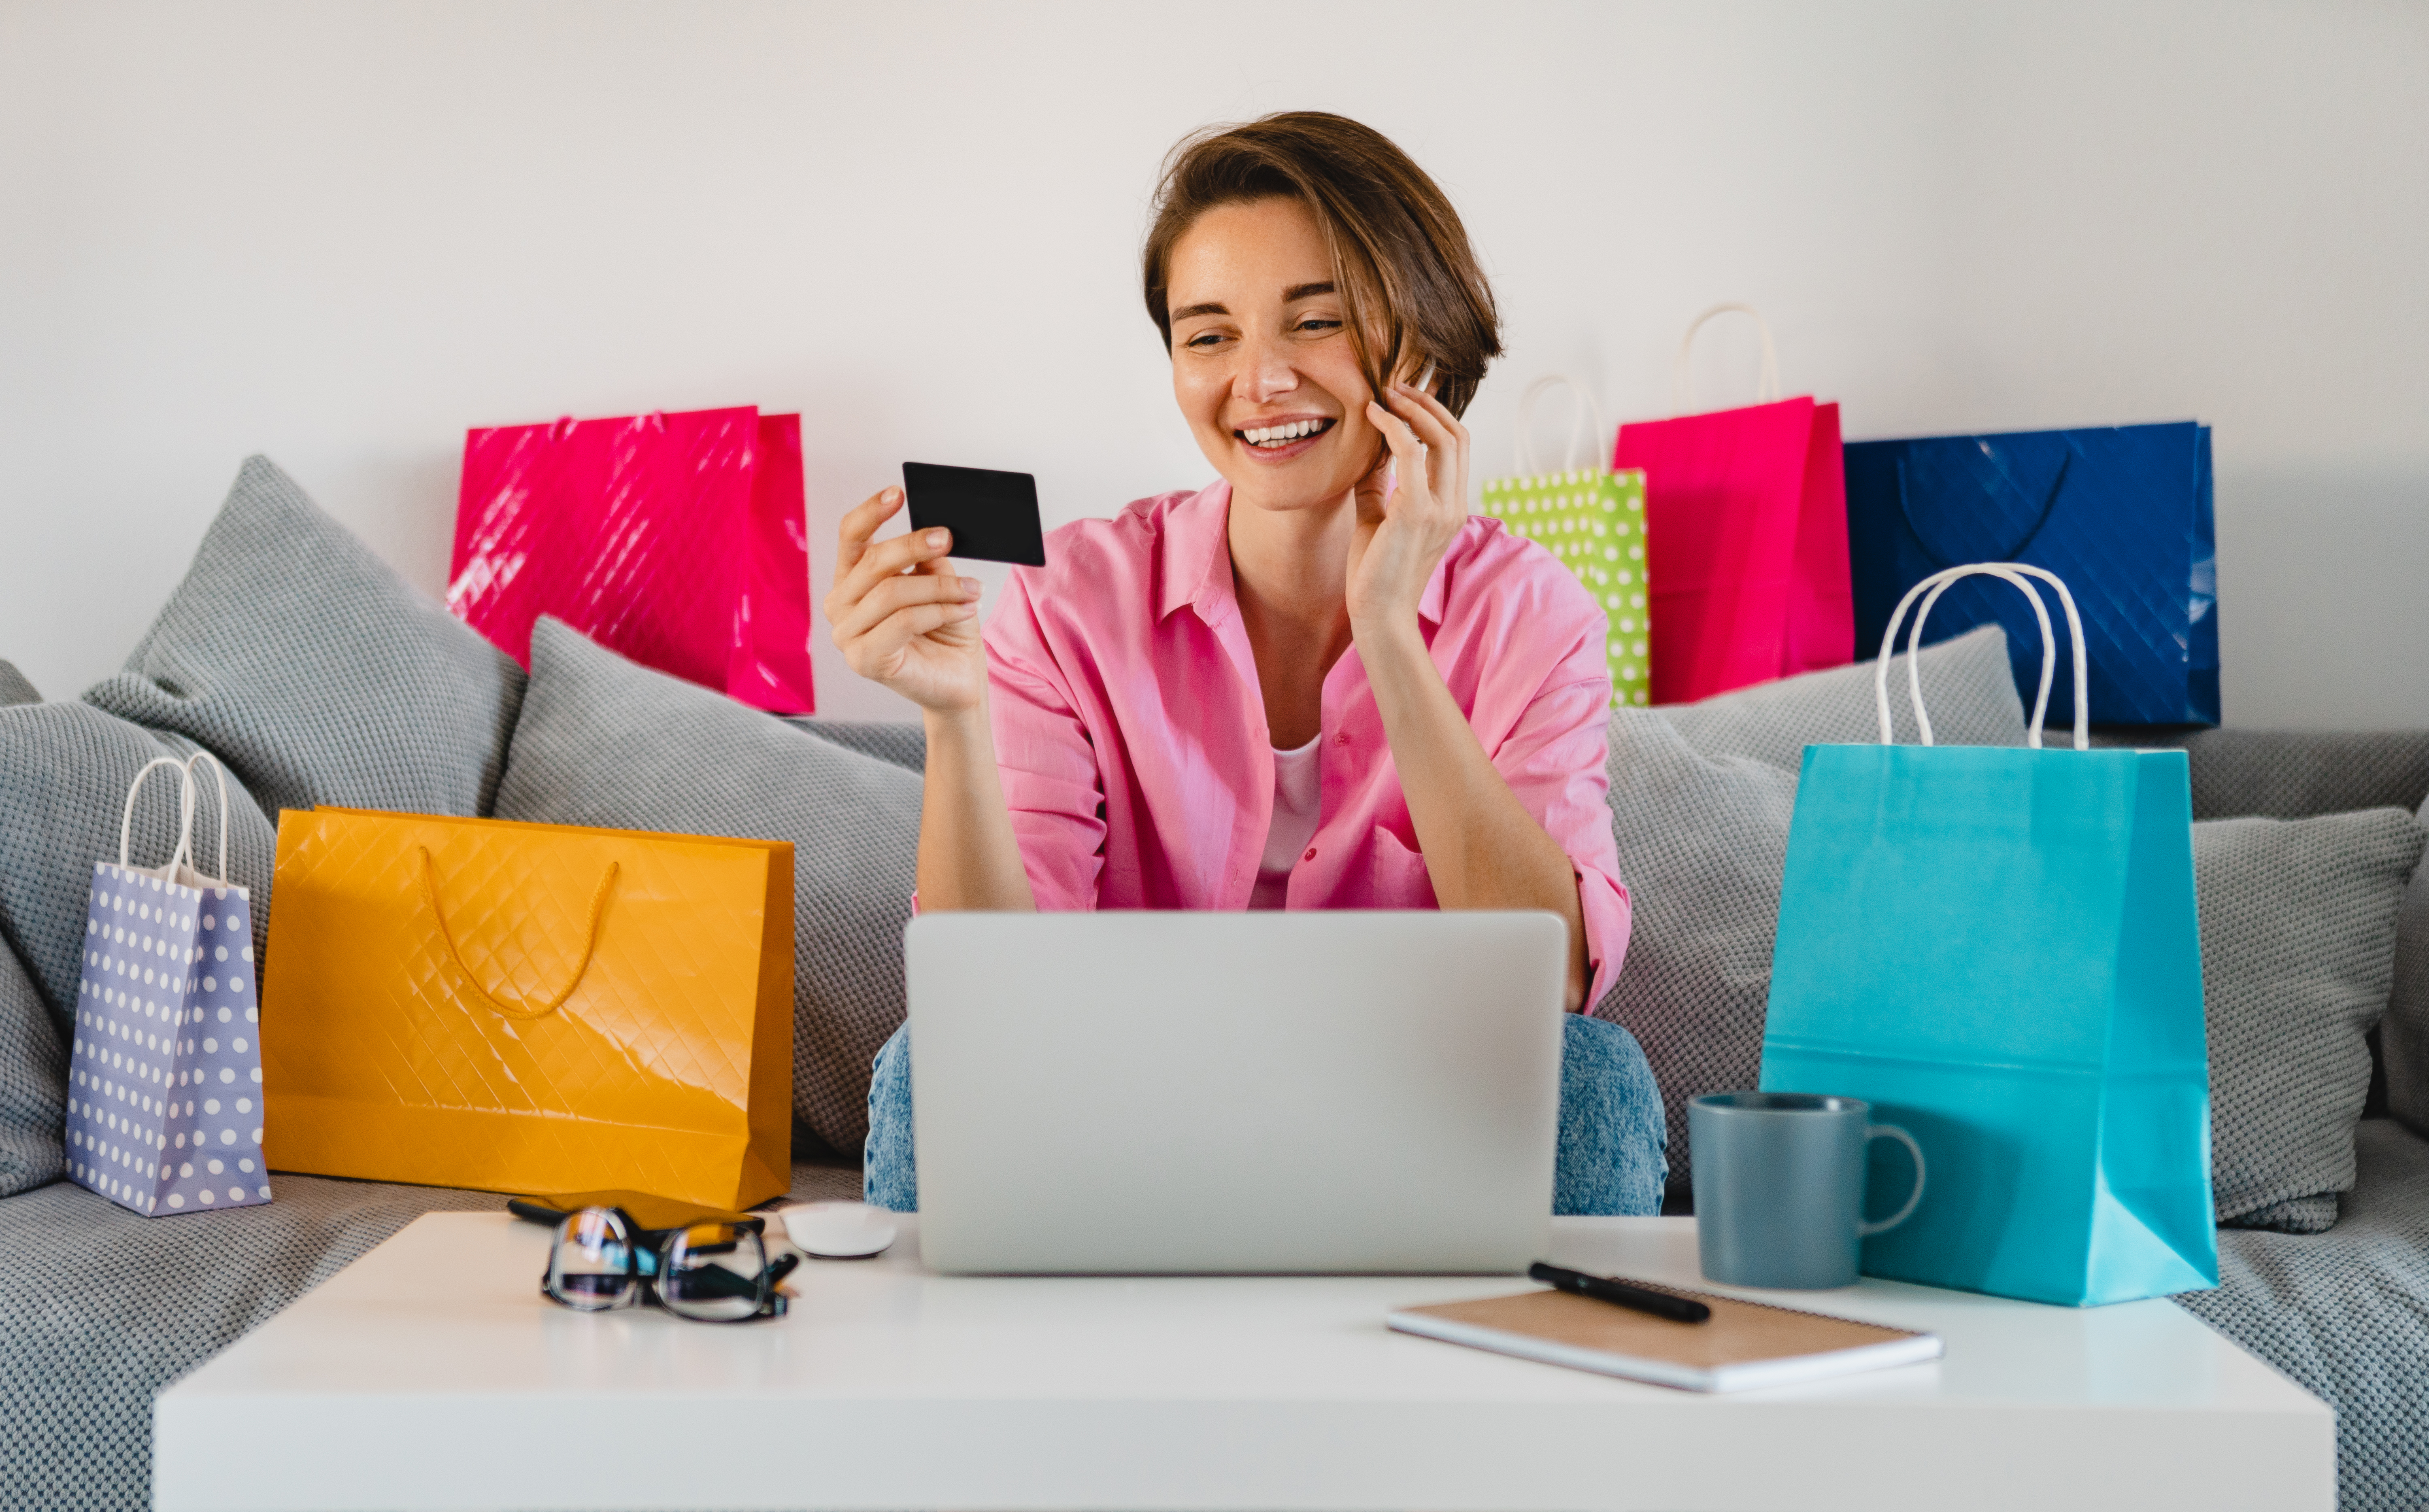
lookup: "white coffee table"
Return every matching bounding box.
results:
[154,1211,2331,1512]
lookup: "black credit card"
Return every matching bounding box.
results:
[902,462,1048,567]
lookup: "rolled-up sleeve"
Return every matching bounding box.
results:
[1488,607,1632,1011]
[982,569,1108,911]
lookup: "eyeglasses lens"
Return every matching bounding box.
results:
[547,1207,640,1310]
[659,1222,768,1321]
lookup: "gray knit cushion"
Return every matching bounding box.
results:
[2201,810,2426,1232]
[0,1156,860,1512]
[1660,623,2027,770]
[494,619,921,1154]
[2173,729,2429,822]
[81,455,525,822]
[0,703,279,1028]
[2175,1118,2429,1512]
[2371,795,2429,1142]
[2091,728,2429,821]
[0,662,37,706]
[787,718,926,774]
[1590,712,1796,1203]
[0,940,66,1199]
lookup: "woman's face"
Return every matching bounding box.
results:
[1166,196,1390,516]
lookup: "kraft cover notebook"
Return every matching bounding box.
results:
[1388,1284,1942,1393]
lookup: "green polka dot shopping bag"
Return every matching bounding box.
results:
[1477,376,1651,708]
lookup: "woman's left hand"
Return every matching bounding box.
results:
[1347,380,1470,643]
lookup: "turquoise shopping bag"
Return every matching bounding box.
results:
[1760,564,2218,1306]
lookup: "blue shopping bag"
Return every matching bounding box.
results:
[1844,422,2216,726]
[1760,565,2218,1306]
[65,754,271,1217]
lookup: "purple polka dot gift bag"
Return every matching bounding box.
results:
[63,754,271,1217]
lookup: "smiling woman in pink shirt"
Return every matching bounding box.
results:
[828,112,1665,1216]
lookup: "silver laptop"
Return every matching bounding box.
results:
[904,910,1565,1274]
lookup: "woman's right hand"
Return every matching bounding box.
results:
[825,487,988,714]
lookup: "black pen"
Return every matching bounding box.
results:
[1529,1261,1712,1324]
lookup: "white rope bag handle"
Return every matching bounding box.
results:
[1671,302,1782,416]
[1874,563,2089,751]
[1514,375,1609,477]
[117,756,198,881]
[181,750,235,886]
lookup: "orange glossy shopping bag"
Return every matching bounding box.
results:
[260,809,793,1208]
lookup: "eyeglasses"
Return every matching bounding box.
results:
[541,1206,799,1322]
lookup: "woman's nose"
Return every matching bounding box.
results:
[1232,333,1299,404]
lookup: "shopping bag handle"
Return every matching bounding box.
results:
[1671,303,1782,416]
[1514,376,1608,476]
[181,751,234,886]
[1874,563,2088,751]
[118,756,197,880]
[418,847,619,1021]
[1894,448,2070,567]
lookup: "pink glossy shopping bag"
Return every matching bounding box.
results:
[448,406,815,713]
[1612,308,1852,703]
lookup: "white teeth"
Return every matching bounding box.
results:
[1243,419,1325,447]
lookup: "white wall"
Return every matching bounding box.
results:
[3,0,2423,727]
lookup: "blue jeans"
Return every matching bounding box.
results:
[862,1012,1667,1217]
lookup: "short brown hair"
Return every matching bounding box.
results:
[1142,112,1501,419]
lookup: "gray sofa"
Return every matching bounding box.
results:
[2,458,2425,1512]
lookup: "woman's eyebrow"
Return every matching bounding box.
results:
[1169,282,1333,324]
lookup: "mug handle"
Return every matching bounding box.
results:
[1857,1124,1927,1236]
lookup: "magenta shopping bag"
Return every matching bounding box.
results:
[1612,306,1852,703]
[449,406,815,713]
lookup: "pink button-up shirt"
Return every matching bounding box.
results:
[984,480,1633,1007]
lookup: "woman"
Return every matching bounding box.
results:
[827,112,1665,1214]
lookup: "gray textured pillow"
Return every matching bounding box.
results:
[1590,711,1797,1203]
[0,938,66,1198]
[494,619,921,1155]
[0,662,36,706]
[1661,623,2026,770]
[786,718,926,774]
[2386,796,2429,1140]
[0,703,278,1033]
[83,455,525,821]
[2195,808,2423,1233]
[2151,728,2429,823]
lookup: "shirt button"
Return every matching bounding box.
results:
[1334,731,1350,745]
[1302,847,1317,862]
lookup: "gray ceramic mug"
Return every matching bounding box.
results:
[1689,1092,1926,1289]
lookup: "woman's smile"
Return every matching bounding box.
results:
[1233,414,1337,461]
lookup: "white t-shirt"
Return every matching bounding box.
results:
[1248,735,1322,910]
